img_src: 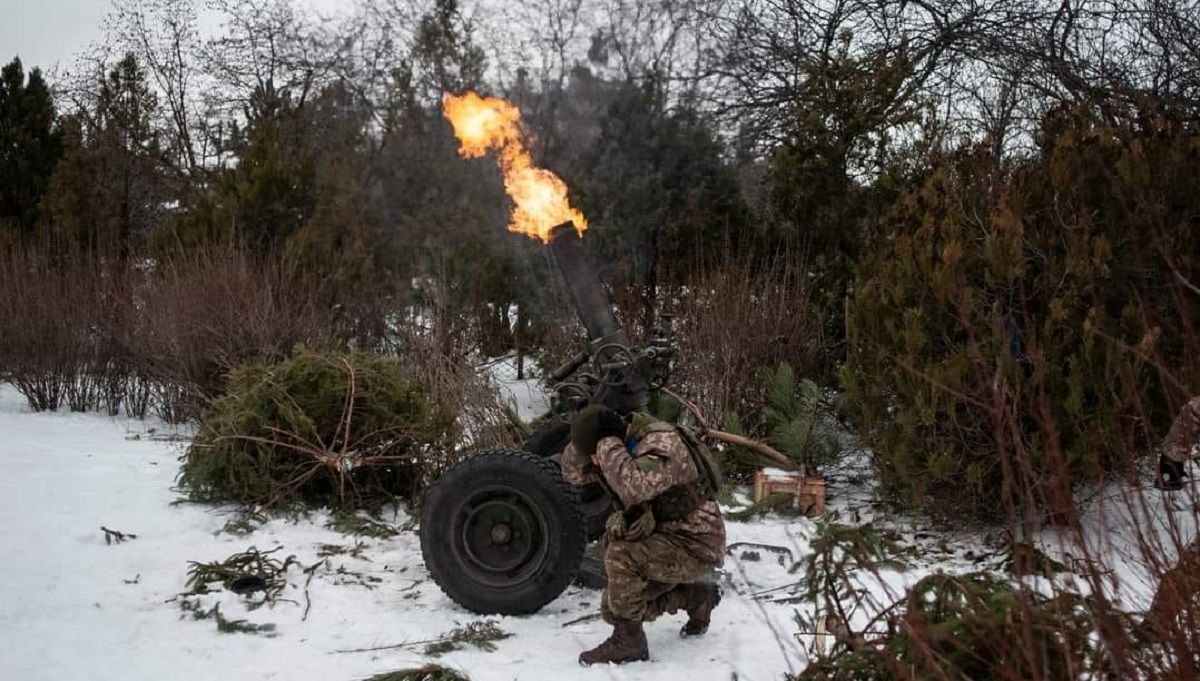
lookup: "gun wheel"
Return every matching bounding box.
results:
[420,450,587,615]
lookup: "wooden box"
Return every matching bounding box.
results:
[753,468,826,517]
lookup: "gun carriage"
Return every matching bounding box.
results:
[420,222,674,614]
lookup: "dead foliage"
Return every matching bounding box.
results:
[325,512,401,539]
[423,620,512,656]
[335,620,511,657]
[100,526,137,544]
[385,330,521,461]
[179,599,278,636]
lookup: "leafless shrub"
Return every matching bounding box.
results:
[671,258,829,434]
[0,244,339,421]
[385,320,522,463]
[114,249,337,421]
[0,247,124,412]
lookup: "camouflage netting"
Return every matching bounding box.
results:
[180,349,456,511]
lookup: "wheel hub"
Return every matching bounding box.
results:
[452,486,550,588]
[490,522,512,544]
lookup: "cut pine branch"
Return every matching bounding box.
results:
[661,386,798,470]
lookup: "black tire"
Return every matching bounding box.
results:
[420,450,587,615]
[524,421,613,541]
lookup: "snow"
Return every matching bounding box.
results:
[2,380,1194,681]
[488,355,551,423]
[759,467,802,480]
[1033,478,1200,612]
[0,385,805,681]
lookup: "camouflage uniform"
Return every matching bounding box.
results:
[561,423,726,624]
[1163,397,1200,464]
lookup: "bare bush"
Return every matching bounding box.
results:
[672,259,828,434]
[387,329,521,463]
[0,245,340,421]
[0,248,125,412]
[114,250,337,421]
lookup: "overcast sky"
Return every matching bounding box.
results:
[3,0,113,73]
[1,0,353,77]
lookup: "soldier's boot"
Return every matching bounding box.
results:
[578,618,649,666]
[1156,455,1187,491]
[680,582,722,638]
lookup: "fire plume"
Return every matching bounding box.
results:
[443,91,587,242]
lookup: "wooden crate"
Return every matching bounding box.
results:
[753,468,826,517]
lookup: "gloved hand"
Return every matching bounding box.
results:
[570,404,625,457]
[1157,455,1188,491]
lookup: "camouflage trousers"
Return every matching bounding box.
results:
[601,533,716,623]
[1163,397,1200,463]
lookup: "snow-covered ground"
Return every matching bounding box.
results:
[0,384,807,681]
[2,376,1195,681]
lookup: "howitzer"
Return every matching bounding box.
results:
[420,221,673,615]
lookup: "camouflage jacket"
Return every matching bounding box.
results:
[1163,396,1200,463]
[561,423,726,565]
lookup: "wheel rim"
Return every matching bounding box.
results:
[450,484,550,589]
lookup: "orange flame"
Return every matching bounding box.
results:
[443,91,587,242]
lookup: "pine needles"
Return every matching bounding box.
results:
[797,573,1109,680]
[184,546,299,602]
[718,363,846,475]
[325,512,401,538]
[179,350,457,512]
[423,621,512,656]
[334,620,512,656]
[179,599,278,636]
[361,665,469,681]
[761,363,843,470]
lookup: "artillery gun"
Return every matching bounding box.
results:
[419,221,674,615]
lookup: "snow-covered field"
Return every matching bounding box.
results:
[1,379,1195,681]
[0,385,808,681]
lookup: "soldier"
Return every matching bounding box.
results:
[1158,396,1199,490]
[560,404,726,666]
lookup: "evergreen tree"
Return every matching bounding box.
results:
[579,78,749,319]
[767,40,929,341]
[844,105,1200,518]
[162,84,316,254]
[43,54,167,255]
[413,0,486,102]
[0,58,62,239]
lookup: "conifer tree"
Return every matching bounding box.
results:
[162,83,315,254]
[43,54,167,255]
[0,58,62,239]
[579,78,749,322]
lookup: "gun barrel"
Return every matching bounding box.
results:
[545,222,629,348]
